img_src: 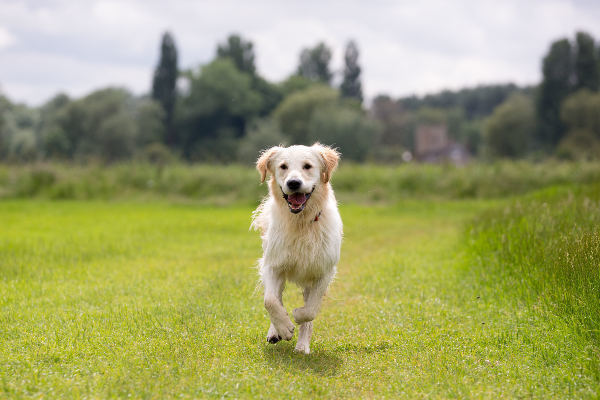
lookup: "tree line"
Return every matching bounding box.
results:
[0,30,598,164]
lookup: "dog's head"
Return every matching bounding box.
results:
[256,143,340,214]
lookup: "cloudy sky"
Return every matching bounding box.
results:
[1,0,599,105]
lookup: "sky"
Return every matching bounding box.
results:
[1,0,600,106]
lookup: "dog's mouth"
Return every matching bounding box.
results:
[281,187,314,214]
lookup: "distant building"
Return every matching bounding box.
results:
[415,124,470,165]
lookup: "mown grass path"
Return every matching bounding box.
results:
[1,200,597,398]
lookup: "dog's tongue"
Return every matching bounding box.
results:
[288,192,307,206]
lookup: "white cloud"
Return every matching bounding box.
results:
[0,26,15,49]
[0,0,599,105]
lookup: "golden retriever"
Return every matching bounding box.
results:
[251,143,343,354]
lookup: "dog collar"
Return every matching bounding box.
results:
[313,211,322,222]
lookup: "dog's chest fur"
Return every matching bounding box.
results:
[256,199,341,286]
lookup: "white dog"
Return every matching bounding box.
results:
[251,143,343,354]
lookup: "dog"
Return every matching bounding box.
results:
[251,143,343,354]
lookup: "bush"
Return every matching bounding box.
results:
[2,161,599,203]
[556,129,600,160]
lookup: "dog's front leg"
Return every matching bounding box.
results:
[292,273,332,325]
[263,268,295,341]
[293,274,333,354]
[295,321,313,354]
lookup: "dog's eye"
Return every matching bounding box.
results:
[280,164,288,170]
[303,164,312,170]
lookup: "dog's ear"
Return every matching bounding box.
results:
[256,146,281,183]
[313,143,340,183]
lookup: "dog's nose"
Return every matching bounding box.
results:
[287,179,302,191]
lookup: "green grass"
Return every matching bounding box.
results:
[1,189,599,398]
[465,183,600,367]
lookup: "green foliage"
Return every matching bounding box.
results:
[2,161,600,203]
[557,90,600,159]
[135,98,166,147]
[237,119,287,164]
[400,84,528,120]
[536,31,600,150]
[371,95,414,150]
[217,34,256,75]
[177,59,263,160]
[9,129,38,162]
[251,75,283,117]
[0,97,40,161]
[37,94,71,159]
[340,40,363,102]
[537,39,573,147]
[574,31,600,91]
[485,94,535,158]
[152,31,178,146]
[273,85,338,144]
[560,89,600,136]
[297,42,333,84]
[460,119,484,155]
[62,88,139,161]
[308,107,379,161]
[557,129,600,160]
[95,111,137,162]
[138,142,176,165]
[3,32,600,164]
[279,75,316,97]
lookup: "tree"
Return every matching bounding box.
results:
[297,42,333,84]
[560,90,600,136]
[340,40,363,102]
[485,94,536,158]
[217,34,256,75]
[273,85,338,144]
[237,119,287,163]
[217,34,281,116]
[279,75,315,97]
[536,38,573,148]
[176,59,263,160]
[0,95,13,159]
[152,31,178,146]
[371,95,410,148]
[135,98,165,147]
[308,106,380,162]
[574,31,600,91]
[558,89,600,160]
[47,88,142,162]
[37,93,71,159]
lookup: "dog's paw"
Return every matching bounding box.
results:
[294,341,310,354]
[267,334,281,343]
[266,324,281,344]
[275,319,295,341]
[293,307,315,324]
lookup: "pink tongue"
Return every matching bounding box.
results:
[288,193,307,207]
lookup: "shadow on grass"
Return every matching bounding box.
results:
[261,340,392,376]
[262,341,343,377]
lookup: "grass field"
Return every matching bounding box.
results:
[2,181,599,398]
